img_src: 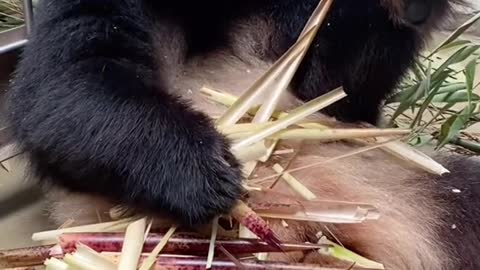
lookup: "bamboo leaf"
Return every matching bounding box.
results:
[464,58,477,92]
[432,91,480,103]
[436,104,477,149]
[430,12,480,56]
[319,238,384,269]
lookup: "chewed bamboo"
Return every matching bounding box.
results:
[44,257,69,270]
[206,217,219,269]
[272,164,317,201]
[202,87,449,175]
[247,193,380,224]
[272,128,410,141]
[0,245,57,268]
[232,88,347,151]
[139,226,177,270]
[380,140,450,175]
[230,201,282,249]
[216,28,316,128]
[32,219,134,242]
[229,127,411,141]
[232,141,268,162]
[117,218,147,270]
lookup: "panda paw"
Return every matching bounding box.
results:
[149,124,244,226]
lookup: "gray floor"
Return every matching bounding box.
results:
[0,158,51,249]
[0,51,51,250]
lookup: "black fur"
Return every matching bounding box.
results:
[8,0,451,225]
[265,0,447,123]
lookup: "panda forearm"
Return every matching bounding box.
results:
[10,0,172,181]
[8,0,243,225]
[294,32,418,124]
[267,0,421,124]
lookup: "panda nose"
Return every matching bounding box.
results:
[405,0,432,25]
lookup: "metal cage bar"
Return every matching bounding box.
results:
[23,0,34,34]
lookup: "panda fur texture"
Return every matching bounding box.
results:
[7,0,480,269]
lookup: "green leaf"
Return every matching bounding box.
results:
[389,82,425,121]
[409,135,434,147]
[432,91,480,103]
[436,83,467,95]
[429,12,480,56]
[411,61,426,82]
[432,45,480,81]
[436,105,477,149]
[436,39,471,51]
[464,58,477,92]
[411,71,446,128]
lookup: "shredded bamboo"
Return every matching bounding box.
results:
[118,218,147,270]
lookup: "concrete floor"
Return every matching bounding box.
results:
[0,158,51,250]
[0,51,51,250]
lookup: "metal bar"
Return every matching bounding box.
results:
[22,0,34,34]
[0,26,28,55]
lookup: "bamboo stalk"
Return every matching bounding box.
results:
[231,201,281,249]
[139,226,177,270]
[232,88,346,150]
[89,254,372,270]
[203,87,448,175]
[0,245,57,268]
[247,192,380,224]
[272,164,317,201]
[252,0,334,125]
[206,217,219,269]
[118,218,147,270]
[232,141,268,163]
[272,128,411,141]
[230,128,411,141]
[57,232,328,255]
[44,258,69,270]
[216,29,317,127]
[32,219,134,242]
[380,140,449,175]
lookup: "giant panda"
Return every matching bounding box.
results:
[6,0,480,269]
